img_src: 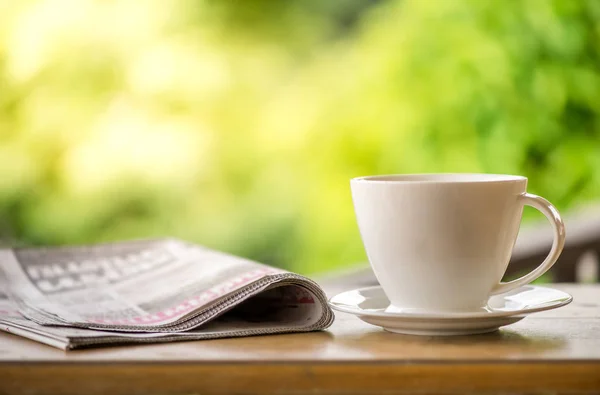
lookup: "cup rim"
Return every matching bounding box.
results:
[351,173,527,184]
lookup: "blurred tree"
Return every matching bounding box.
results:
[0,0,598,274]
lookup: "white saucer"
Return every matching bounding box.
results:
[329,285,572,336]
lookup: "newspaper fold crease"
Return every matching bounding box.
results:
[0,238,334,349]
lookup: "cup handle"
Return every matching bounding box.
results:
[491,193,566,295]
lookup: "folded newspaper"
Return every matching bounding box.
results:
[0,238,334,350]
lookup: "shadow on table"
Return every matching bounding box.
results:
[139,331,337,360]
[337,328,567,359]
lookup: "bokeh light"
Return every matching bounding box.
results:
[1,0,599,274]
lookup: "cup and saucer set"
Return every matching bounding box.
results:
[328,174,572,336]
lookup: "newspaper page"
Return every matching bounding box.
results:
[0,238,334,349]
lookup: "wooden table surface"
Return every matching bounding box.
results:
[1,284,600,395]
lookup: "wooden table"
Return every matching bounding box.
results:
[1,284,600,395]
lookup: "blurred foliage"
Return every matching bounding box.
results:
[0,0,599,273]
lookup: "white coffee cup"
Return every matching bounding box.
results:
[350,173,565,313]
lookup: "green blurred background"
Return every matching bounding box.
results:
[0,0,599,274]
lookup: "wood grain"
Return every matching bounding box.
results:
[1,284,600,394]
[2,363,600,395]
